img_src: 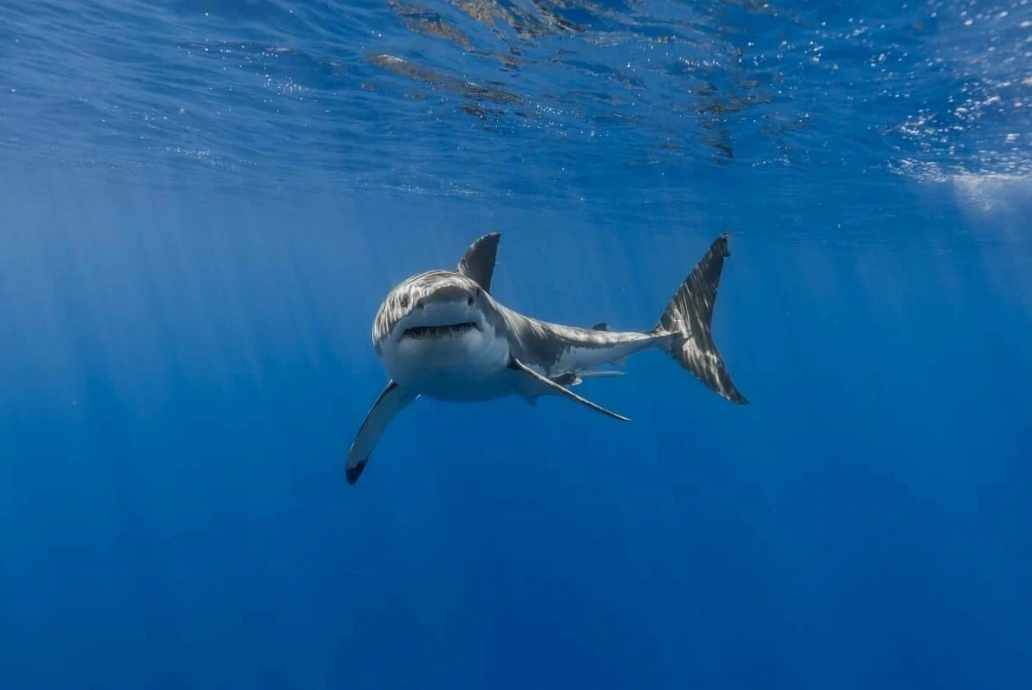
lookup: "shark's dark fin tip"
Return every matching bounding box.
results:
[346,459,367,485]
[717,233,730,257]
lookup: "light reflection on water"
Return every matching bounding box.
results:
[1,0,1029,198]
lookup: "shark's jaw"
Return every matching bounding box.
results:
[401,321,479,340]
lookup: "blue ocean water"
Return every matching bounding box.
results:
[2,1,1031,688]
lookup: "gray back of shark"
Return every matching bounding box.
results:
[345,233,747,484]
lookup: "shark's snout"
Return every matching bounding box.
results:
[416,283,473,308]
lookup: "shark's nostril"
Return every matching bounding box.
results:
[467,296,474,306]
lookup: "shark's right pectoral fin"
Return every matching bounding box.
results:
[346,380,417,485]
[509,357,630,423]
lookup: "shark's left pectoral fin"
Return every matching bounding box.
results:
[346,380,417,485]
[509,357,630,423]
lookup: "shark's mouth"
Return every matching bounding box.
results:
[402,322,479,339]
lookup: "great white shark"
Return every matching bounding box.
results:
[346,233,747,484]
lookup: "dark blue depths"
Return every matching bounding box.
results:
[1,1,1030,689]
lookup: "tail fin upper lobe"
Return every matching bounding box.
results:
[656,235,748,404]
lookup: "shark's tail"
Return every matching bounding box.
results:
[654,235,748,404]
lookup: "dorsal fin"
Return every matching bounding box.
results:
[458,232,501,292]
[591,322,608,331]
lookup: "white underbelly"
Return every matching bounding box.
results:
[380,329,511,400]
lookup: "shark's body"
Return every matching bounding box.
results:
[346,233,746,484]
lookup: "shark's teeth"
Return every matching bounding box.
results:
[403,322,478,339]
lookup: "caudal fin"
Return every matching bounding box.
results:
[656,235,748,404]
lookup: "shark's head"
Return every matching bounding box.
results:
[372,271,495,353]
[373,271,510,393]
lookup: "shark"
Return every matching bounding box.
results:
[346,233,747,484]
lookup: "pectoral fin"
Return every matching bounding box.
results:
[509,358,630,422]
[346,380,417,485]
